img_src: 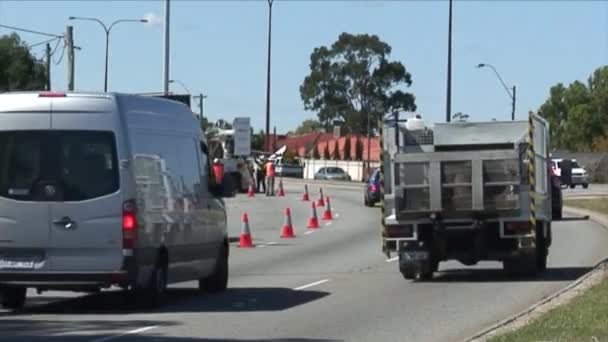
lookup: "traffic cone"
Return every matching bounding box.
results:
[247,181,255,198]
[307,202,320,229]
[238,213,254,248]
[322,196,333,221]
[317,188,325,207]
[302,184,310,201]
[277,179,285,197]
[280,208,295,238]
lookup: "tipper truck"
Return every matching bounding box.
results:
[380,112,554,280]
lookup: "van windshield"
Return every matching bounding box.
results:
[0,131,119,202]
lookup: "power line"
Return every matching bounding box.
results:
[53,41,66,65]
[0,24,63,38]
[26,36,61,49]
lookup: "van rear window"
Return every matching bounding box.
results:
[0,131,119,202]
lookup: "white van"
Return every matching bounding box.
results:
[0,92,229,310]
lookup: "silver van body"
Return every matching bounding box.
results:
[0,92,227,298]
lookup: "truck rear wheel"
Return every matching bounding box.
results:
[400,263,417,280]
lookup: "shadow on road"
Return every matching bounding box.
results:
[424,266,592,283]
[557,216,590,222]
[4,287,329,316]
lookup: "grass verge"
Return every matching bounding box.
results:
[564,197,608,215]
[489,198,608,342]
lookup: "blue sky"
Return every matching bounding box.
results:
[1,0,607,132]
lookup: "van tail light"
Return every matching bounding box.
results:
[122,200,138,250]
[505,222,532,234]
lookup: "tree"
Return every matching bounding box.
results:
[0,33,47,91]
[323,143,331,160]
[295,119,323,135]
[355,137,364,161]
[332,139,340,160]
[251,129,265,151]
[539,65,608,151]
[343,137,352,161]
[312,143,321,159]
[452,112,469,122]
[300,32,416,135]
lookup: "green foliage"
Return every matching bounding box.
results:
[0,33,47,91]
[332,139,340,160]
[295,119,323,135]
[251,129,265,151]
[355,137,364,161]
[312,143,321,159]
[300,32,416,135]
[343,137,352,161]
[540,65,608,152]
[323,143,331,160]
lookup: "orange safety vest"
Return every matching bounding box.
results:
[265,162,275,177]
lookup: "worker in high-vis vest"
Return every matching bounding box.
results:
[265,159,276,197]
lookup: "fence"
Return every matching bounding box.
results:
[301,158,380,182]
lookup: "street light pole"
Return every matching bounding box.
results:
[264,0,274,153]
[169,79,191,94]
[446,0,453,123]
[69,16,148,92]
[477,63,516,120]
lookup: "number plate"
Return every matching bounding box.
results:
[401,251,429,261]
[0,259,36,269]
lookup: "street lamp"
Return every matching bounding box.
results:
[69,16,148,92]
[477,63,516,121]
[169,79,191,94]
[264,0,274,153]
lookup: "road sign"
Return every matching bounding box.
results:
[233,117,251,156]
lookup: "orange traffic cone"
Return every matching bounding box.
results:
[302,184,310,201]
[317,188,325,207]
[322,196,333,221]
[280,208,295,238]
[277,179,285,197]
[247,181,255,198]
[307,202,320,229]
[239,213,254,248]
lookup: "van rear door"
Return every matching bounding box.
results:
[0,131,52,272]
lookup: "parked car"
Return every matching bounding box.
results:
[364,168,381,207]
[551,158,589,189]
[0,92,229,310]
[314,167,352,181]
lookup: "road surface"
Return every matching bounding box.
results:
[1,180,607,342]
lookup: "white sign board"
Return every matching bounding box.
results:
[233,117,251,156]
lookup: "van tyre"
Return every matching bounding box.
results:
[583,184,589,189]
[0,287,26,311]
[199,244,229,293]
[129,264,167,308]
[400,263,417,280]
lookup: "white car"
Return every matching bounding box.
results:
[551,158,589,189]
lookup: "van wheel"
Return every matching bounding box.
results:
[1,287,26,311]
[583,184,589,189]
[199,244,229,293]
[130,264,167,308]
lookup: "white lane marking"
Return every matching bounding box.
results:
[386,256,399,263]
[335,213,340,217]
[90,326,158,342]
[258,244,268,248]
[304,230,315,235]
[266,241,278,245]
[325,222,332,226]
[293,279,330,291]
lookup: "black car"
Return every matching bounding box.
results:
[364,168,381,207]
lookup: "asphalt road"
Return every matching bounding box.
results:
[1,180,608,342]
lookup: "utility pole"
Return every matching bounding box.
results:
[45,43,51,91]
[193,93,206,121]
[264,0,274,153]
[446,0,453,123]
[66,25,75,91]
[163,0,171,95]
[512,86,516,121]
